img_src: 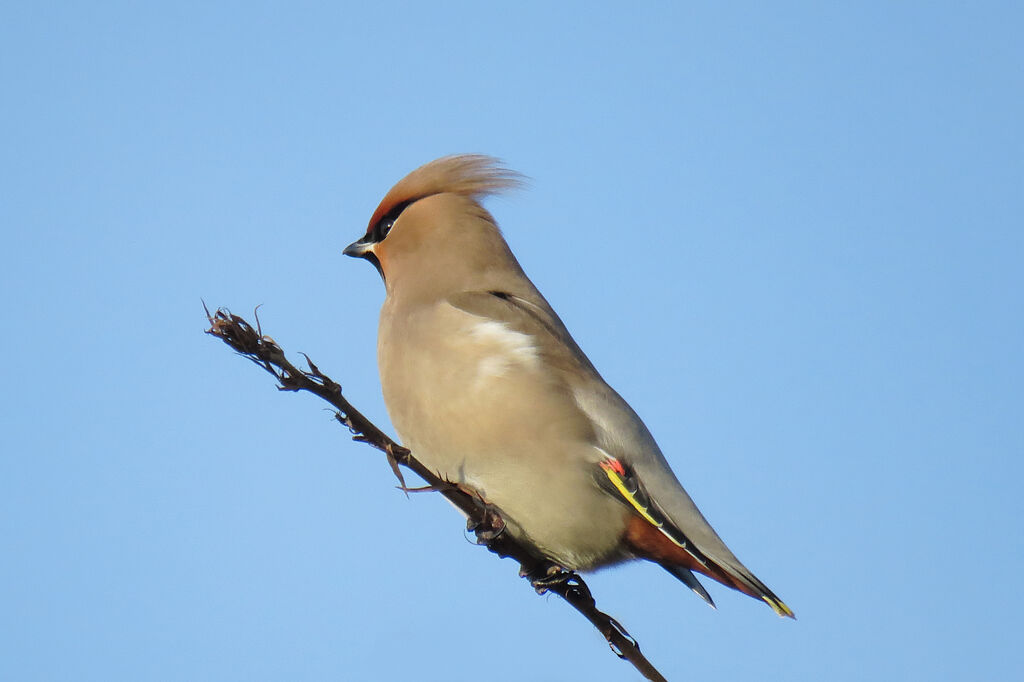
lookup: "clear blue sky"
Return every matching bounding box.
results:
[2,3,1021,680]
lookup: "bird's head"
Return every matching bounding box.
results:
[344,155,525,299]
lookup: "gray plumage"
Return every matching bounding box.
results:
[344,155,793,617]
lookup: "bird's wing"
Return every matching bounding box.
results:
[448,290,793,616]
[447,289,595,375]
[594,451,792,615]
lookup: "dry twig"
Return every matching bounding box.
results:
[205,304,668,682]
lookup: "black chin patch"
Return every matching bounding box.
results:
[363,251,385,281]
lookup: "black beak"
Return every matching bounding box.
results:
[344,237,384,280]
[343,238,373,258]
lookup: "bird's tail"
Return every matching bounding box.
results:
[599,456,794,617]
[633,514,795,618]
[712,561,795,618]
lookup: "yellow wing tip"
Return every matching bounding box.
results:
[600,460,662,528]
[765,597,796,619]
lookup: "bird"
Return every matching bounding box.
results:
[343,154,793,618]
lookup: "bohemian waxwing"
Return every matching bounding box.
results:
[344,155,793,617]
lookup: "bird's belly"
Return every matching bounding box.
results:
[408,430,631,571]
[378,312,629,569]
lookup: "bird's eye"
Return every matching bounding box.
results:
[371,199,414,243]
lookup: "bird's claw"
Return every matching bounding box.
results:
[521,563,578,595]
[466,501,507,545]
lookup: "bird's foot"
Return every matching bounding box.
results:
[521,562,582,596]
[465,500,507,545]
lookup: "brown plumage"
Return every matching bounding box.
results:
[365,155,523,231]
[345,155,794,618]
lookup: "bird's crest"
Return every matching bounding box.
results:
[366,155,524,232]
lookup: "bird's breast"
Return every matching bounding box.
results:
[377,301,559,449]
[375,298,629,569]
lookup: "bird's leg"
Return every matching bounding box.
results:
[461,491,585,600]
[520,561,587,597]
[464,494,507,545]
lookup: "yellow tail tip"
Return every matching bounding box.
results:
[765,597,796,619]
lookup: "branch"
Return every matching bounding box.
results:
[204,305,668,682]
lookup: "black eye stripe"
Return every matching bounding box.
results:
[368,199,415,243]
